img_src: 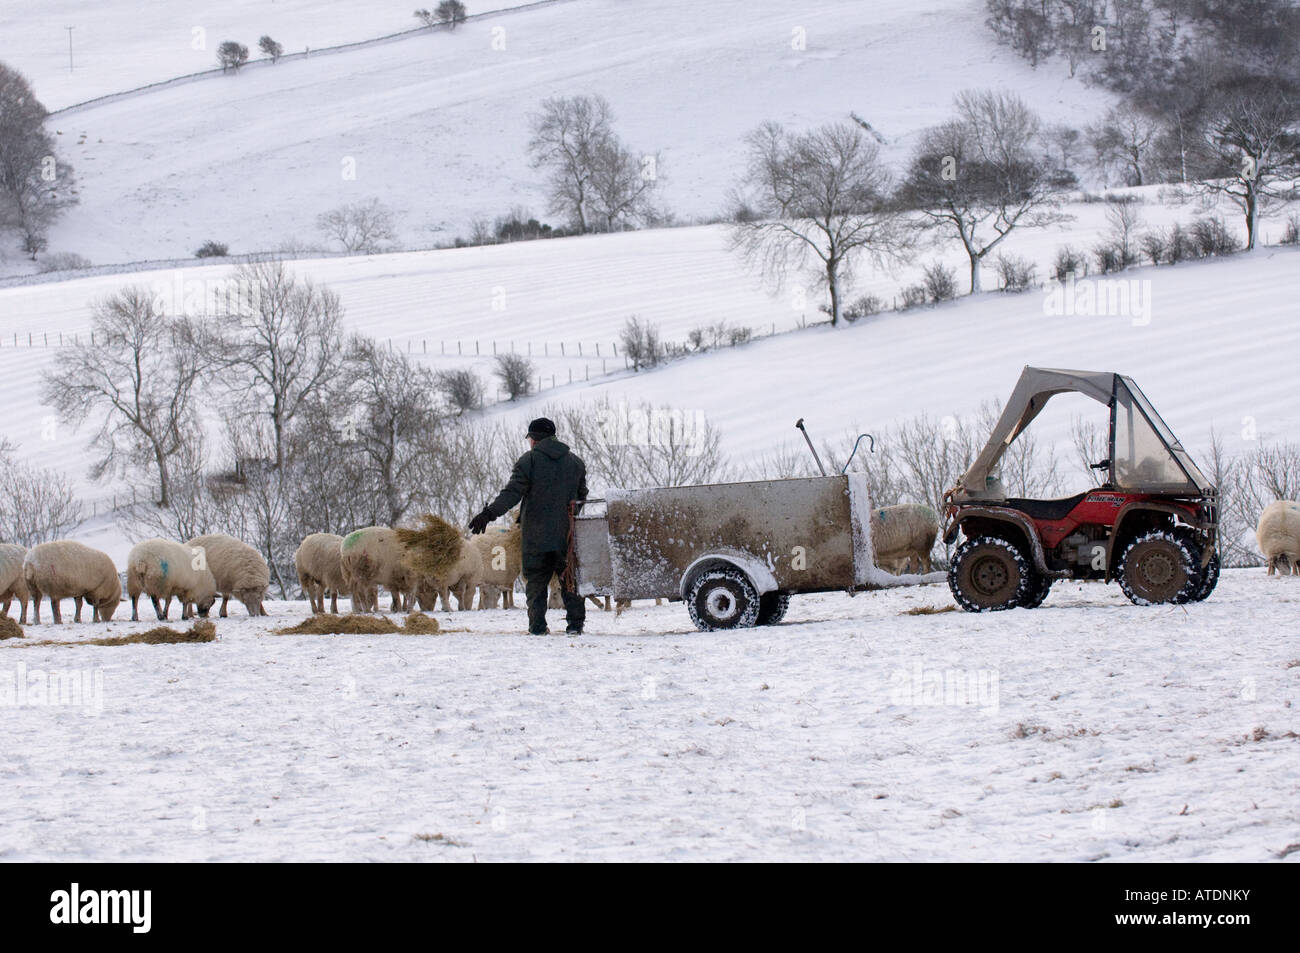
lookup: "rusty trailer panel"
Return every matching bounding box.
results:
[576,475,874,602]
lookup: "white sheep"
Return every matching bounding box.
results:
[472,524,521,609]
[415,537,482,612]
[1257,500,1300,576]
[295,533,347,613]
[185,533,271,616]
[0,543,30,625]
[872,503,940,574]
[126,538,219,621]
[339,526,413,613]
[23,541,121,624]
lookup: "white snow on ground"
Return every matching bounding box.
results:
[1,568,1296,862]
[0,0,1109,269]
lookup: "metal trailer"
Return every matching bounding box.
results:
[570,472,944,631]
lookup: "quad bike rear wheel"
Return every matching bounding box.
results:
[1189,551,1220,602]
[949,536,1032,612]
[1118,530,1201,605]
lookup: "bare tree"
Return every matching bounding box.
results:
[0,64,76,258]
[258,36,284,62]
[437,1,468,29]
[217,41,250,72]
[1104,198,1144,265]
[212,261,346,471]
[730,120,911,326]
[493,352,534,400]
[41,287,211,507]
[620,316,661,371]
[1088,102,1162,186]
[0,454,83,547]
[528,94,617,234]
[589,139,661,232]
[435,368,484,414]
[341,337,441,526]
[316,198,399,253]
[901,90,1071,293]
[1192,77,1300,250]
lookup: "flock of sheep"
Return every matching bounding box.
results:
[1,499,1293,627]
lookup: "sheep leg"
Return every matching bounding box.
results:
[51,595,63,624]
[74,596,85,623]
[329,589,338,613]
[131,593,140,622]
[219,595,229,618]
[151,595,164,621]
[164,595,174,619]
[30,586,41,624]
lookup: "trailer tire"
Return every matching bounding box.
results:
[949,536,1031,612]
[686,567,761,631]
[756,591,790,625]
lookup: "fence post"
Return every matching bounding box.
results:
[544,342,548,356]
[612,342,618,356]
[458,341,462,355]
[596,342,600,356]
[475,340,480,355]
[560,342,565,356]
[492,340,497,355]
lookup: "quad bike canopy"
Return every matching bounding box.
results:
[953,366,1213,500]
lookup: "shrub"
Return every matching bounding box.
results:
[1281,213,1300,246]
[1093,242,1125,274]
[435,369,484,413]
[620,316,661,372]
[1165,222,1195,263]
[1052,246,1088,281]
[38,251,91,273]
[841,294,885,321]
[494,208,553,242]
[217,41,249,72]
[493,352,534,401]
[727,326,753,346]
[195,240,229,258]
[1191,216,1240,256]
[899,285,927,310]
[1140,230,1166,266]
[994,254,1036,292]
[921,261,957,302]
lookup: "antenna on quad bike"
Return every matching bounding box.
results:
[795,419,828,476]
[841,433,875,473]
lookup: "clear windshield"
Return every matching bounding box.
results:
[1112,378,1207,493]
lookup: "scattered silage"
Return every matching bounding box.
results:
[14,619,218,647]
[275,612,440,635]
[0,616,24,640]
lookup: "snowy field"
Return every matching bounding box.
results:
[1,567,1297,862]
[0,0,1109,270]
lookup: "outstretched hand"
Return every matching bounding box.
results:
[468,509,493,535]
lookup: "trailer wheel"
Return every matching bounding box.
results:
[949,536,1031,612]
[1118,530,1200,605]
[686,567,761,631]
[756,591,791,625]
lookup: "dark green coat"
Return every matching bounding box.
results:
[485,437,588,554]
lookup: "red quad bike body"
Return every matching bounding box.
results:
[943,367,1219,611]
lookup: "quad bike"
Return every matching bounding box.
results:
[944,367,1219,611]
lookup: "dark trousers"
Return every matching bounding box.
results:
[522,550,585,634]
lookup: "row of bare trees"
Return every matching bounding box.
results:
[0,63,77,260]
[36,262,737,593]
[729,80,1299,325]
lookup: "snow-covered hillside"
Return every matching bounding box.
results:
[4,193,1297,563]
[2,0,1110,270]
[2,569,1297,862]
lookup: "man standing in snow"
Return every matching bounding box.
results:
[469,417,588,635]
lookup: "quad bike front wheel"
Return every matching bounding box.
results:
[1118,530,1201,605]
[949,536,1032,612]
